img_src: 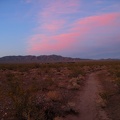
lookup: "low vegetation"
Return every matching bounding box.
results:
[0,60,120,120]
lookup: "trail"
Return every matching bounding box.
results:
[65,72,110,120]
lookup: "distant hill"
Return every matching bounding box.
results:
[0,55,89,63]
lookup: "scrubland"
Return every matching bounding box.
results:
[0,61,120,120]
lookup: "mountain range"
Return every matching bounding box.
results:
[0,55,89,63]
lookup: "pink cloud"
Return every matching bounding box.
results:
[27,12,120,55]
[70,12,120,34]
[83,13,118,25]
[28,32,80,54]
[73,12,120,49]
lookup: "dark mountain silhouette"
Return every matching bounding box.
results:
[0,55,89,63]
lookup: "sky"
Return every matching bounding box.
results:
[0,0,120,59]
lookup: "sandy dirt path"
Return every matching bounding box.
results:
[65,72,110,120]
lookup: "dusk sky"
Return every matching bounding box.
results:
[0,0,120,59]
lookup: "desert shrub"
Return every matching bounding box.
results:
[6,72,15,81]
[115,71,120,78]
[47,91,61,101]
[116,78,120,92]
[46,78,55,86]
[39,78,55,91]
[99,92,109,100]
[68,67,85,78]
[56,68,61,72]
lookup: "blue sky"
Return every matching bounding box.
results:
[0,0,120,59]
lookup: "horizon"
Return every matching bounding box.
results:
[0,0,120,59]
[0,54,120,60]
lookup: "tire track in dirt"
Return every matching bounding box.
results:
[65,72,110,120]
